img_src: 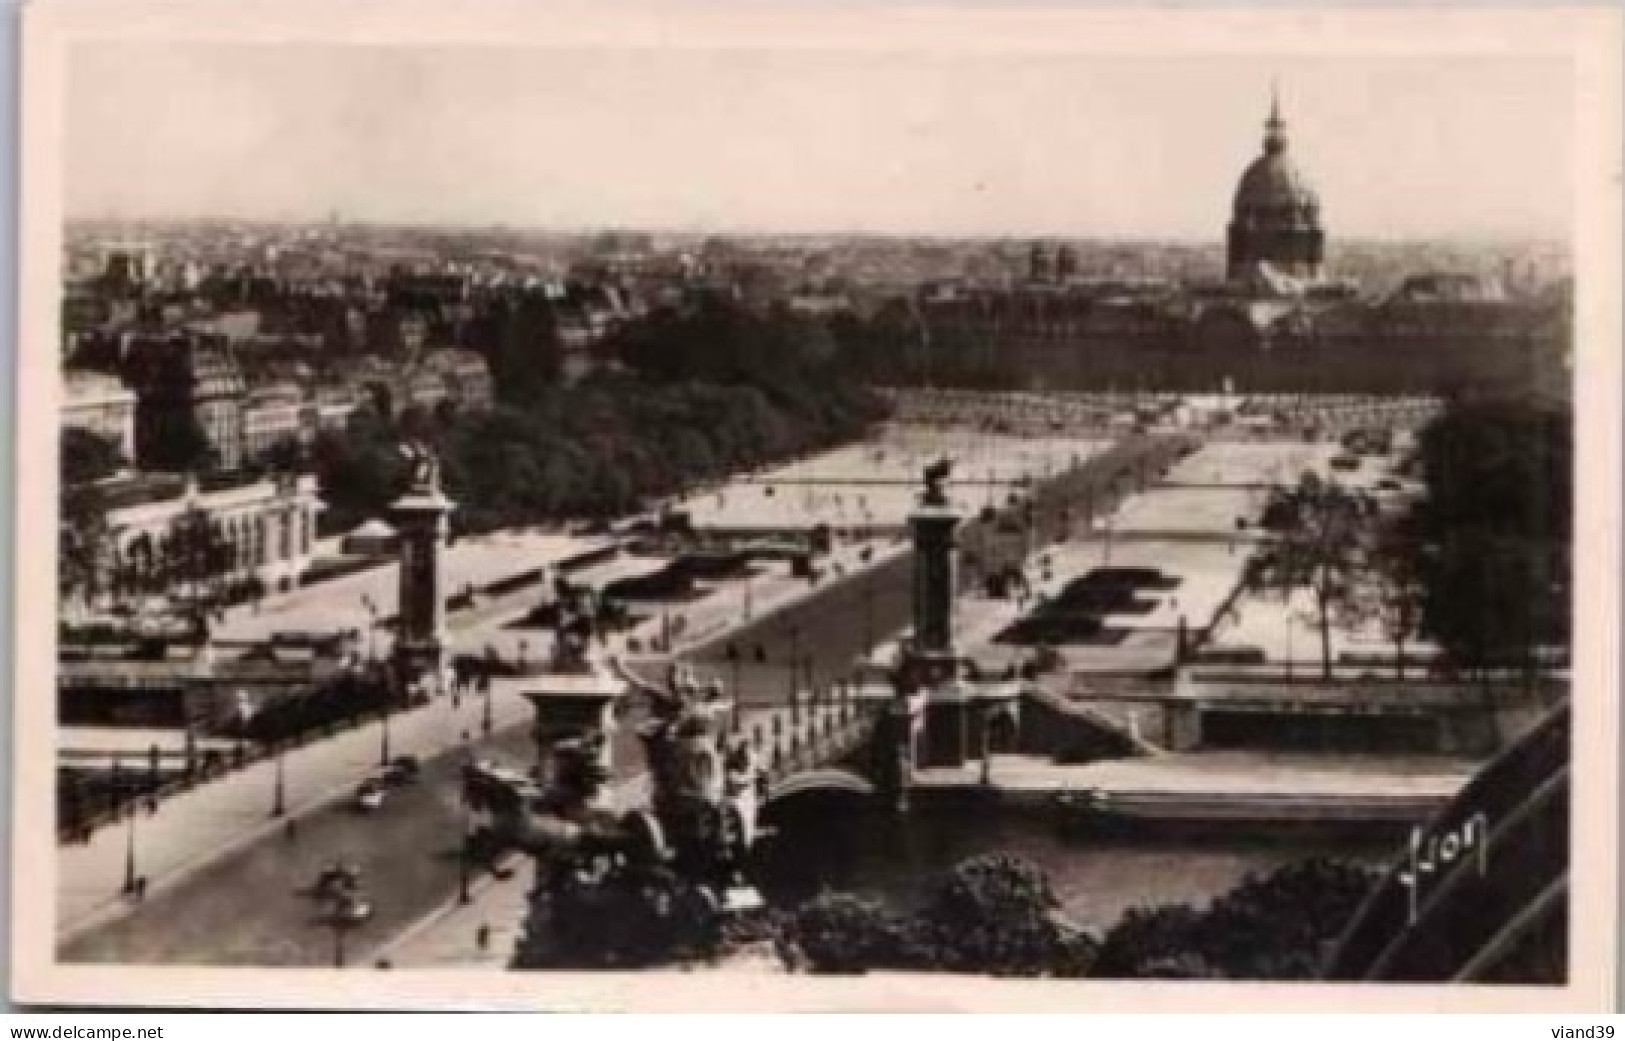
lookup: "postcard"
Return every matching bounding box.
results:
[12,0,1621,1012]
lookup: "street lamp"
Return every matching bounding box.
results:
[325,886,370,969]
[788,626,801,725]
[121,800,139,895]
[361,594,379,664]
[271,741,286,818]
[726,643,742,730]
[378,703,392,767]
[862,578,875,657]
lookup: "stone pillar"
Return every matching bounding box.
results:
[1164,700,1203,751]
[910,504,959,658]
[877,691,927,813]
[908,475,964,692]
[921,679,973,770]
[390,482,455,688]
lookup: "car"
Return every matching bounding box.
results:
[313,862,362,899]
[327,896,373,925]
[354,779,387,812]
[382,755,421,786]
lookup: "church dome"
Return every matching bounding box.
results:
[1232,151,1320,227]
[1226,90,1326,284]
[1230,91,1320,228]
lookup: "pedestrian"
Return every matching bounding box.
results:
[476,923,491,952]
[134,876,148,902]
[285,817,298,841]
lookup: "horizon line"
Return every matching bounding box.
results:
[61,214,1573,248]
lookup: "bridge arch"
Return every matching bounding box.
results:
[763,768,876,808]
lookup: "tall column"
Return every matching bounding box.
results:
[391,467,455,688]
[908,462,963,688]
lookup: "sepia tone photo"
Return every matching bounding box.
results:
[12,0,1622,1012]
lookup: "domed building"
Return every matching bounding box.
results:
[1226,91,1325,284]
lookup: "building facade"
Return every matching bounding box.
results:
[104,473,324,598]
[240,381,306,463]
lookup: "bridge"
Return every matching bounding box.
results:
[1052,670,1554,757]
[731,687,891,808]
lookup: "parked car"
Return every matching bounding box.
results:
[354,779,387,812]
[382,755,421,786]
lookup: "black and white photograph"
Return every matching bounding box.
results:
[12,0,1621,1012]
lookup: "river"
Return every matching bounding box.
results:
[752,801,1398,933]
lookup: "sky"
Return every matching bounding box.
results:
[65,44,1574,240]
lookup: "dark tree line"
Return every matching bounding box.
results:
[1409,398,1572,679]
[781,854,1377,979]
[313,297,889,536]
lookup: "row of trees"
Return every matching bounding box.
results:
[1261,396,1571,682]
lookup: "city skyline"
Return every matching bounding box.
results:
[67,45,1573,240]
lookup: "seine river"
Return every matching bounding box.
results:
[752,802,1400,932]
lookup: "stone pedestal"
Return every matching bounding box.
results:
[391,485,455,688]
[921,678,974,770]
[523,671,628,811]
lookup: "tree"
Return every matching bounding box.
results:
[1358,515,1426,679]
[157,506,235,626]
[1409,398,1571,683]
[790,891,911,974]
[1091,859,1379,979]
[910,854,1096,977]
[59,483,110,611]
[61,428,124,486]
[261,435,308,475]
[140,409,217,474]
[1268,473,1367,679]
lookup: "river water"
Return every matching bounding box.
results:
[752,802,1399,933]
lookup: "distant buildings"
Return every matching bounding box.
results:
[907,93,1569,397]
[61,369,137,460]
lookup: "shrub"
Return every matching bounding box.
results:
[791,891,910,974]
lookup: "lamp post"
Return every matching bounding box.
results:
[271,741,286,818]
[378,703,392,768]
[361,594,378,664]
[327,889,367,969]
[726,643,742,730]
[121,801,138,895]
[788,625,801,725]
[481,675,494,736]
[863,577,875,657]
